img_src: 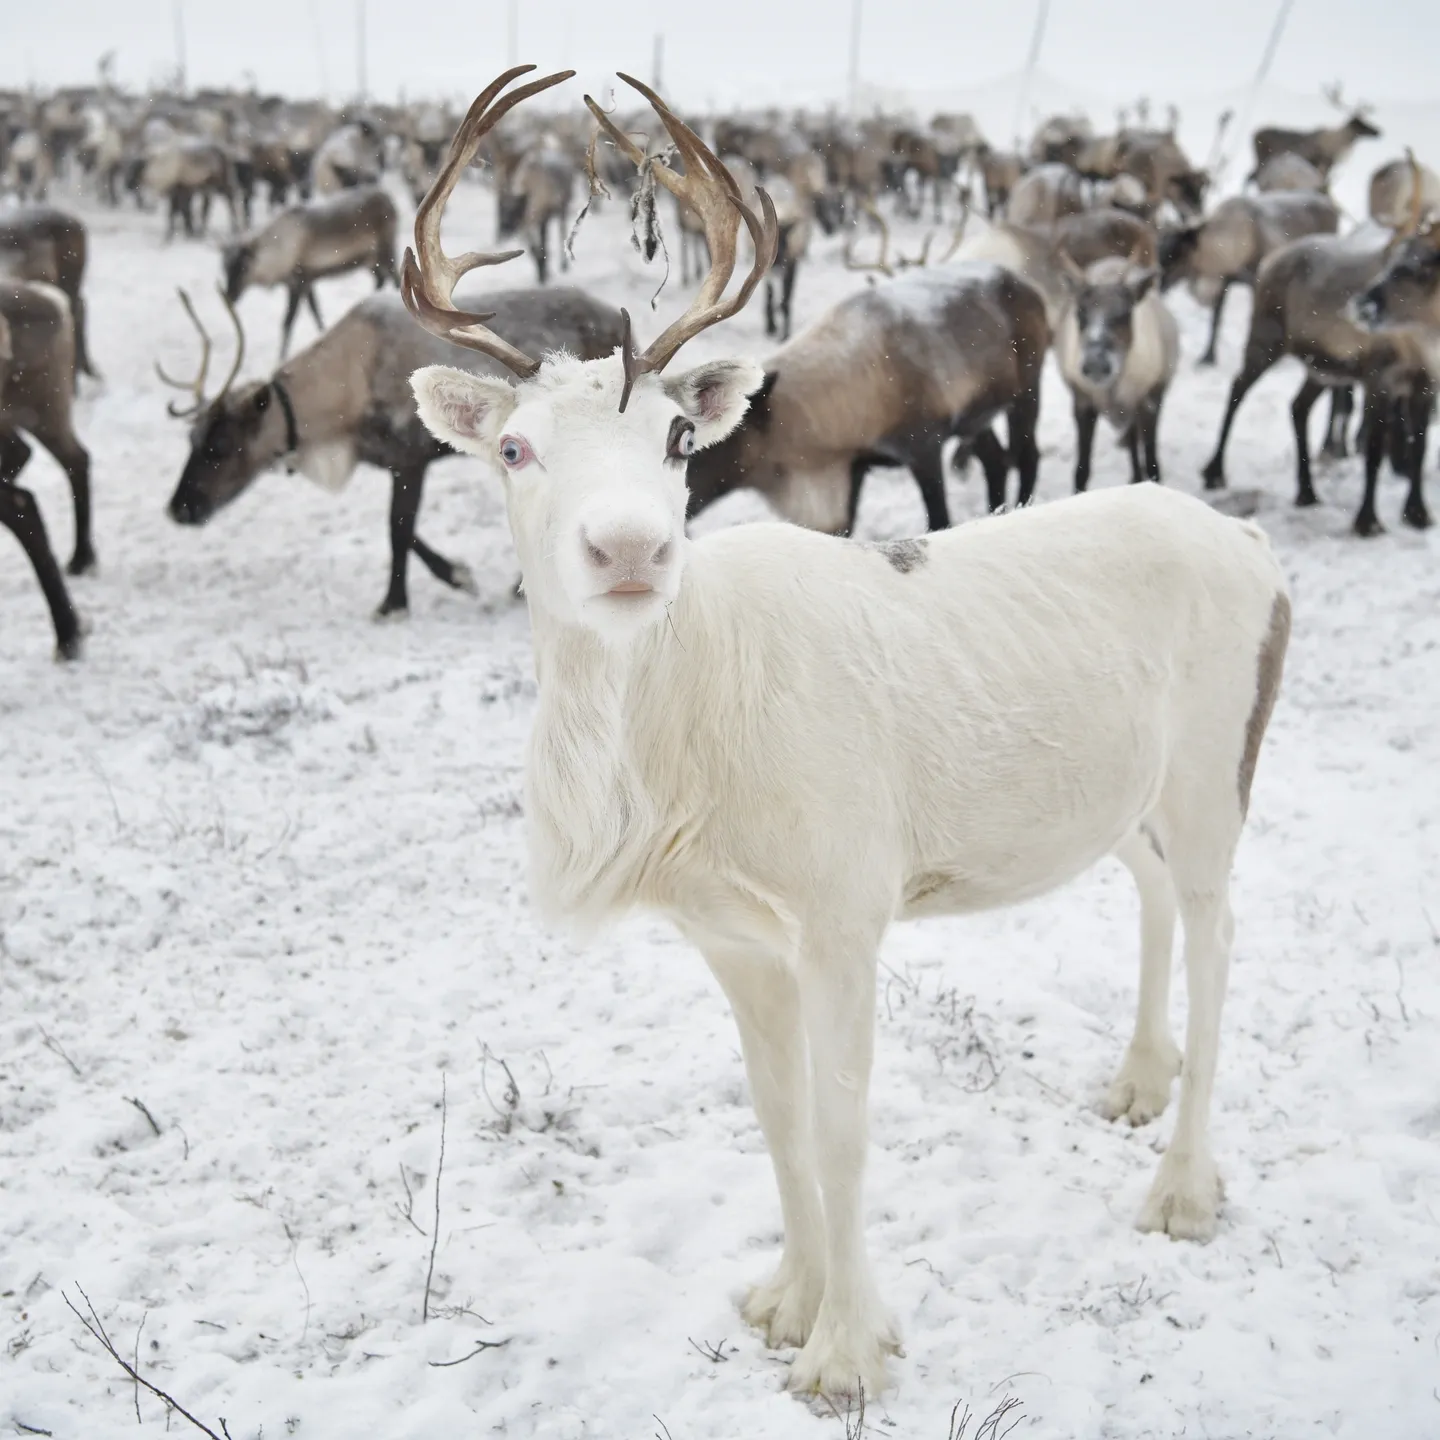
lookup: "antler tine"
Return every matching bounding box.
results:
[216,284,246,399]
[401,65,575,376]
[155,287,212,418]
[589,72,778,395]
[1403,147,1425,237]
[845,200,893,275]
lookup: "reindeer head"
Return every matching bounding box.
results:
[406,67,777,646]
[1355,218,1440,331]
[220,239,256,302]
[158,288,294,524]
[1062,253,1159,387]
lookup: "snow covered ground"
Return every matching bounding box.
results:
[2,168,1438,1440]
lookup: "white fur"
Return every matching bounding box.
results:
[411,352,1288,1399]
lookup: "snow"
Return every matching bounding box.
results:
[2,174,1439,1440]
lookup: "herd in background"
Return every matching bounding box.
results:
[1,75,1438,660]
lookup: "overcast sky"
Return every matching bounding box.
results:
[3,0,1436,112]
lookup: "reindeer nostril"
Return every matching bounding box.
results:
[652,540,673,567]
[580,528,612,568]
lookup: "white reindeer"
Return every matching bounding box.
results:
[405,69,1292,1400]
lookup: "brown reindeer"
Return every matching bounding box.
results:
[163,287,624,615]
[0,207,97,383]
[1201,230,1433,534]
[222,187,398,357]
[1005,162,1085,228]
[497,137,577,285]
[1251,152,1328,193]
[0,305,83,658]
[1159,192,1340,364]
[973,142,1026,219]
[1251,89,1380,181]
[683,264,1048,531]
[1369,154,1440,232]
[142,139,241,239]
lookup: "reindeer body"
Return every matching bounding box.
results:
[1251,152,1328,193]
[1005,161,1084,228]
[0,282,93,654]
[167,289,624,614]
[0,207,96,382]
[1161,192,1340,364]
[1203,232,1434,532]
[223,186,398,357]
[143,139,239,238]
[687,263,1047,529]
[498,139,576,285]
[1251,113,1380,180]
[312,122,383,194]
[974,143,1025,218]
[1056,257,1179,487]
[1369,158,1440,232]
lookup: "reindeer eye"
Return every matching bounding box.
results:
[667,418,696,460]
[498,436,532,468]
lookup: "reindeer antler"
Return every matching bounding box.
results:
[845,200,894,275]
[584,73,779,411]
[401,65,575,377]
[155,286,246,419]
[155,287,211,418]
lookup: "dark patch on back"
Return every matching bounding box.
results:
[873,537,928,573]
[1239,591,1292,817]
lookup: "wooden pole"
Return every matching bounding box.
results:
[1011,0,1050,148]
[173,0,187,94]
[847,0,863,117]
[355,0,367,101]
[1216,0,1294,187]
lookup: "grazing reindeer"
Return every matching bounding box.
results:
[0,207,97,383]
[1251,89,1380,181]
[1159,192,1340,364]
[497,137,577,285]
[222,187,399,358]
[1055,255,1179,488]
[0,305,83,658]
[163,285,624,615]
[1055,208,1159,269]
[1201,230,1433,533]
[406,66,1292,1402]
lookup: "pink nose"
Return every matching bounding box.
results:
[580,523,674,591]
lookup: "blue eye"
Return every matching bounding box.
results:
[499,437,528,467]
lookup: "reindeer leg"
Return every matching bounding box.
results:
[1124,423,1144,484]
[1354,386,1387,537]
[1198,280,1229,366]
[279,282,304,360]
[1321,385,1352,459]
[780,255,799,342]
[1401,388,1432,531]
[1073,396,1099,492]
[1202,353,1276,489]
[1290,377,1325,507]
[908,429,952,531]
[25,424,95,575]
[1141,396,1163,484]
[970,428,1009,511]
[304,284,324,332]
[0,480,83,659]
[378,466,421,617]
[1008,382,1042,507]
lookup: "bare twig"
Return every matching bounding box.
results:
[654,1419,675,1440]
[426,1338,511,1367]
[282,1222,312,1346]
[125,1097,162,1137]
[132,1311,147,1423]
[38,1028,82,1079]
[394,1164,427,1236]
[688,1335,731,1363]
[822,1380,867,1439]
[422,1074,447,1322]
[63,1286,228,1440]
[1394,953,1411,1025]
[15,1422,54,1437]
[975,1396,1025,1440]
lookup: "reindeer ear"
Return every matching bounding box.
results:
[1126,265,1159,301]
[410,366,517,456]
[663,358,766,449]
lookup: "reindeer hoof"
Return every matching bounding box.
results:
[373,599,409,621]
[1402,501,1433,530]
[1295,488,1320,508]
[67,549,97,576]
[1353,511,1384,538]
[1200,462,1225,491]
[449,561,479,596]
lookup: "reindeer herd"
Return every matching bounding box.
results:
[3,60,1434,1400]
[1,75,1436,662]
